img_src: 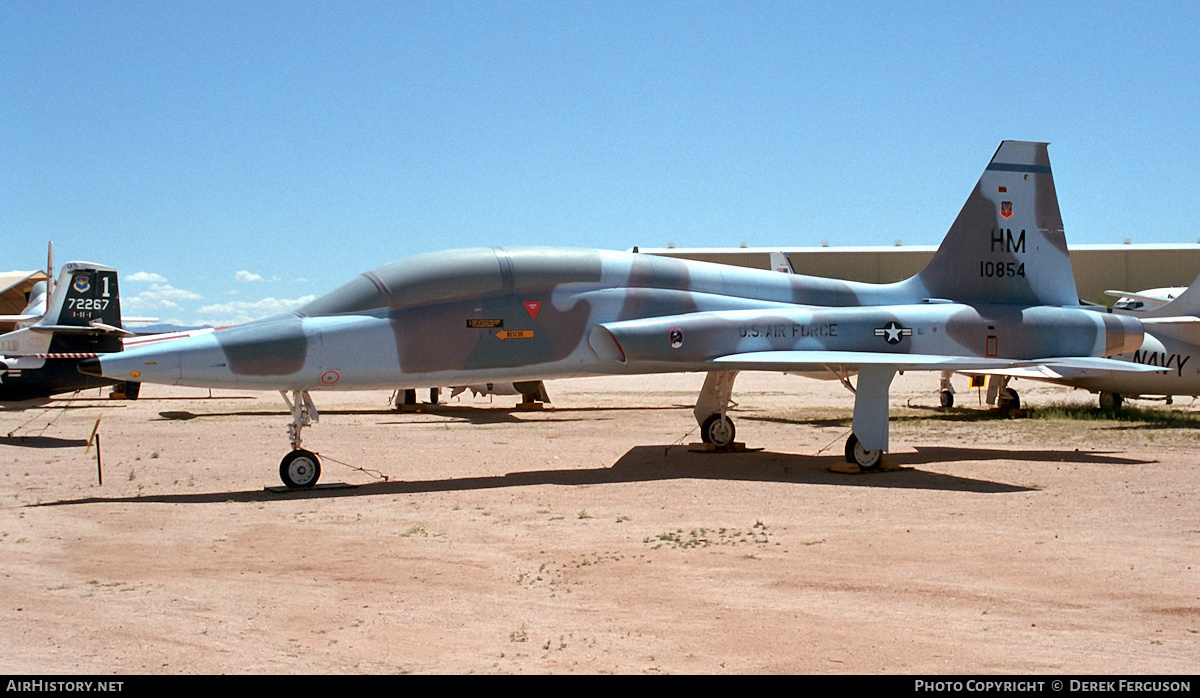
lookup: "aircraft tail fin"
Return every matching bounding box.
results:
[770,251,795,274]
[911,141,1079,306]
[49,264,123,329]
[3,263,128,356]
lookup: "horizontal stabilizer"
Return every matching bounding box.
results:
[27,323,132,335]
[1028,356,1167,373]
[1139,316,1200,345]
[0,313,42,323]
[957,366,1080,381]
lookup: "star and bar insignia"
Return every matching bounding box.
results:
[874,321,912,345]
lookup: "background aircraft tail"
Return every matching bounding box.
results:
[770,251,795,274]
[43,263,126,353]
[1,263,136,403]
[911,141,1079,307]
[1134,272,1200,319]
[3,263,127,357]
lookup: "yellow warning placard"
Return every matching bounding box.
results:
[495,329,534,340]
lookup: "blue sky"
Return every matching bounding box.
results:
[3,1,1199,325]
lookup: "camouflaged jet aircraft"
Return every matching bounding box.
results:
[79,141,1160,488]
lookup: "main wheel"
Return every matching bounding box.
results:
[700,414,736,449]
[939,389,954,409]
[279,449,321,488]
[1099,391,1123,410]
[997,388,1021,413]
[844,433,883,471]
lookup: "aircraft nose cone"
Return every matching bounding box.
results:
[77,357,101,377]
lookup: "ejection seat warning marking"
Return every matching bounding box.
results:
[525,301,541,319]
[467,319,504,328]
[495,330,535,340]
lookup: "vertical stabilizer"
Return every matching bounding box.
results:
[39,263,125,354]
[913,141,1078,306]
[49,264,123,330]
[770,251,796,274]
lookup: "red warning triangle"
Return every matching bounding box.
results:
[524,301,541,319]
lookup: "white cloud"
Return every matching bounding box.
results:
[126,271,167,283]
[196,295,316,326]
[235,270,263,282]
[124,283,203,311]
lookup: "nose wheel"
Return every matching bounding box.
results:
[280,449,322,488]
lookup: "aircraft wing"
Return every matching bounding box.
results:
[1104,289,1175,307]
[705,351,1166,374]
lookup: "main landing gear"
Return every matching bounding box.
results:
[700,413,736,448]
[692,367,897,471]
[836,364,896,472]
[694,371,739,449]
[983,374,1021,414]
[279,390,321,488]
[938,371,955,409]
[843,433,883,471]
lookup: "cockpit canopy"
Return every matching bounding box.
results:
[297,247,604,317]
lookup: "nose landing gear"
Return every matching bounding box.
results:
[279,390,321,488]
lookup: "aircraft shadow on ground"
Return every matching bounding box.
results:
[748,403,1200,431]
[153,407,521,424]
[744,408,1024,430]
[33,440,1156,508]
[157,403,684,426]
[0,435,90,449]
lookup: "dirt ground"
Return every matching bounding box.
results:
[1,371,1197,674]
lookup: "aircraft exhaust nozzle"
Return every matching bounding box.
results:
[1102,313,1144,357]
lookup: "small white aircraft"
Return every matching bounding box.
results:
[1106,286,1187,312]
[1,246,161,408]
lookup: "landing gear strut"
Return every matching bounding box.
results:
[938,371,954,408]
[997,387,1021,413]
[694,371,738,450]
[987,375,1021,413]
[279,390,321,488]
